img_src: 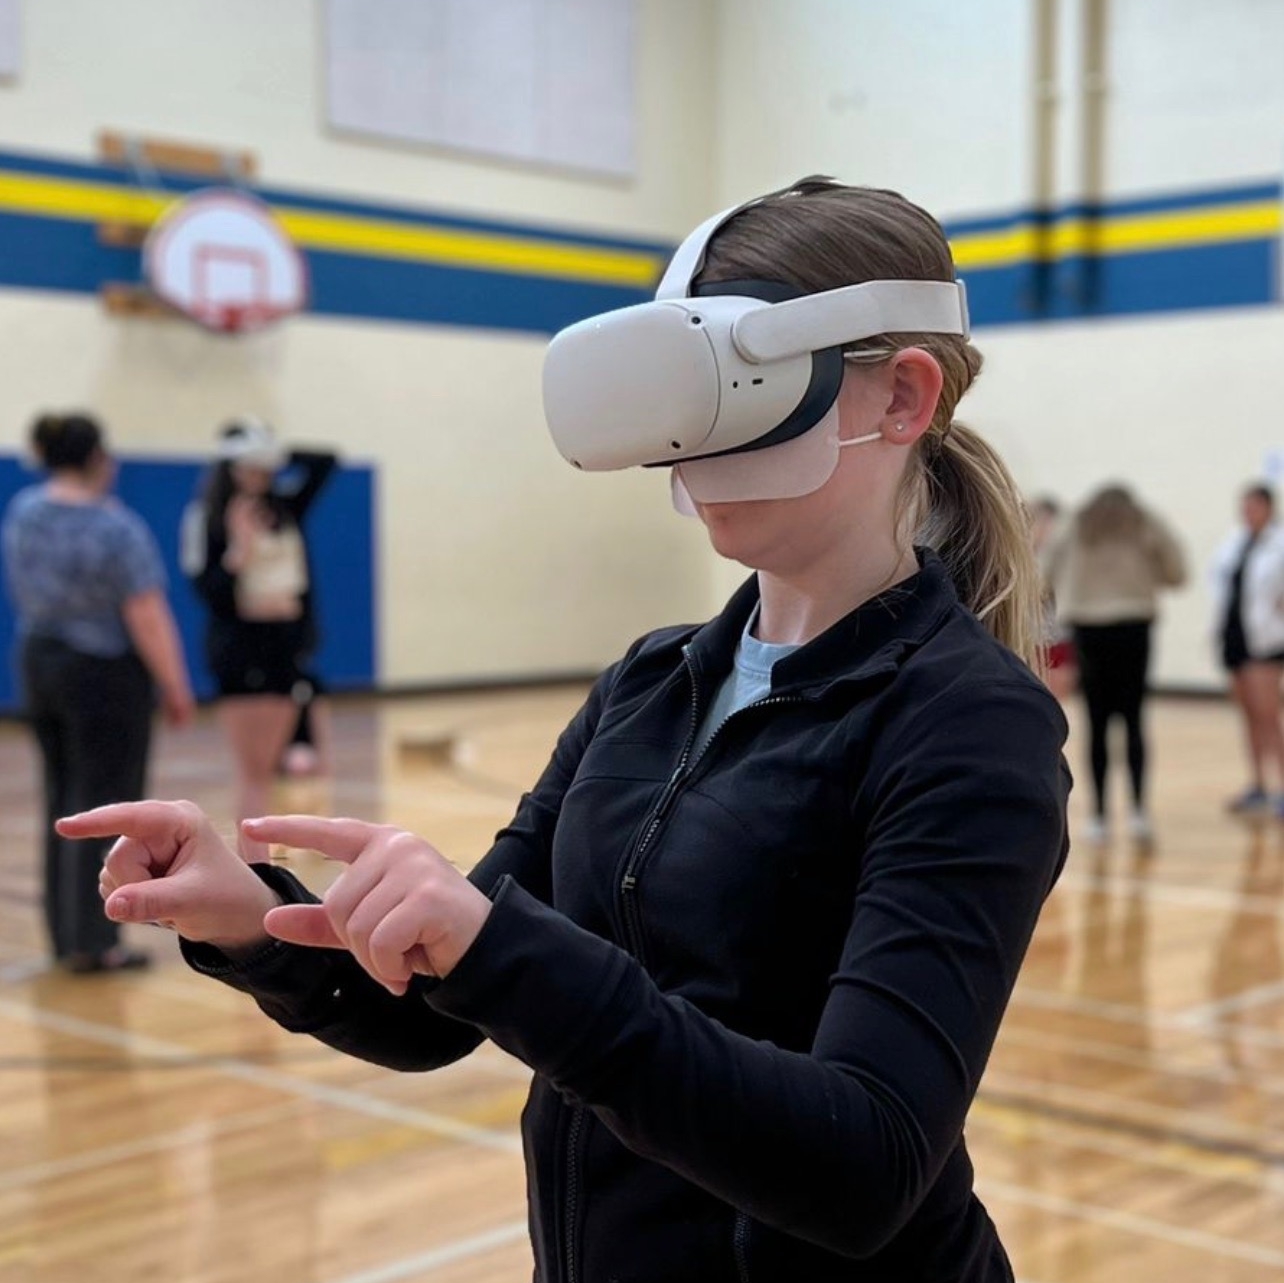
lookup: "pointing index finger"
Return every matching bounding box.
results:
[56,801,199,845]
[242,815,379,863]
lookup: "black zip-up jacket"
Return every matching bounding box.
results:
[186,553,1070,1282]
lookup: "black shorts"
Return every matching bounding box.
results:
[207,618,316,698]
[1222,633,1284,672]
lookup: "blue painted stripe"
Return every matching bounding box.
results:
[0,144,1281,330]
[305,249,655,333]
[0,199,1277,330]
[944,179,1283,236]
[0,207,656,332]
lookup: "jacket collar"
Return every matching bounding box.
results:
[685,550,959,694]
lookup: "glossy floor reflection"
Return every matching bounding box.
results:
[1,691,1282,1281]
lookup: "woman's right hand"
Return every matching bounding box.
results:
[55,801,282,951]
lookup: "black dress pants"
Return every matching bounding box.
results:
[21,636,153,961]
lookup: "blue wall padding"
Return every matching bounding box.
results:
[0,455,376,712]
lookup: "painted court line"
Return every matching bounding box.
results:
[0,997,522,1155]
[995,1023,1284,1096]
[1012,986,1284,1053]
[1172,977,1284,1027]
[1057,867,1284,916]
[325,1220,529,1283]
[0,957,47,983]
[970,1099,1269,1188]
[0,1099,307,1193]
[981,1178,1284,1267]
[983,1067,1282,1151]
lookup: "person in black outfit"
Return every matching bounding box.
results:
[181,417,336,859]
[2,412,193,972]
[1212,485,1284,813]
[62,182,1069,1281]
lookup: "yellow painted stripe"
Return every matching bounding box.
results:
[274,207,661,287]
[0,168,665,288]
[952,200,1283,269]
[1053,200,1282,255]
[950,223,1041,270]
[0,170,170,224]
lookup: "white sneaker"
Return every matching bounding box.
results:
[1129,811,1153,843]
[1083,815,1108,843]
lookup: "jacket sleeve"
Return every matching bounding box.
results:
[179,502,237,618]
[278,450,339,523]
[180,653,628,1071]
[423,678,1069,1259]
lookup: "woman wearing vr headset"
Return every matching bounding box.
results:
[180,418,337,859]
[63,180,1068,1282]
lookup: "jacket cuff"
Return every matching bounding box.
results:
[426,876,644,1091]
[180,862,345,997]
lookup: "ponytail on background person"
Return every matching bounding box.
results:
[695,177,1043,670]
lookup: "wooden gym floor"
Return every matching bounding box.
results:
[1,688,1283,1282]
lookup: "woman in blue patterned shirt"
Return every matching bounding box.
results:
[2,413,194,973]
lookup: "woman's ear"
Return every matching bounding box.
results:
[880,348,944,446]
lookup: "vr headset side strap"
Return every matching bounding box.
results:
[732,280,971,364]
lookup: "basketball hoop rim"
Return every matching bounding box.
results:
[191,300,291,335]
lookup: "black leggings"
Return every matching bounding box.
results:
[21,636,154,961]
[1072,621,1152,818]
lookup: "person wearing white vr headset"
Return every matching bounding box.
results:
[180,417,337,859]
[61,180,1069,1282]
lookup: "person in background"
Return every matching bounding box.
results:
[1047,484,1186,842]
[63,180,1069,1282]
[181,417,336,859]
[1030,495,1076,701]
[2,412,193,973]
[1210,483,1284,815]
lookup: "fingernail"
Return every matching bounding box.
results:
[105,899,126,921]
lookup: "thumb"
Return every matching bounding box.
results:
[104,881,186,924]
[264,904,346,950]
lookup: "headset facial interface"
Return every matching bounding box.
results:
[541,195,970,505]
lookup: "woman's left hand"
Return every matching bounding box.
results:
[243,815,492,994]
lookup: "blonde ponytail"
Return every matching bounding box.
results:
[916,423,1043,672]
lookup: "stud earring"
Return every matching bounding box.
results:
[894,423,906,433]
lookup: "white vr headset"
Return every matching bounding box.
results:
[542,196,970,506]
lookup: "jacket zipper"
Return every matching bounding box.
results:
[592,648,891,1280]
[617,648,701,959]
[563,1105,586,1283]
[619,645,805,959]
[733,1210,752,1282]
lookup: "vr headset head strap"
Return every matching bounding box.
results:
[655,191,970,357]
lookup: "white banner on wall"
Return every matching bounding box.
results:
[324,0,635,179]
[0,0,19,78]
